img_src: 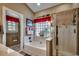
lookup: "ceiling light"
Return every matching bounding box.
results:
[37,3,40,6]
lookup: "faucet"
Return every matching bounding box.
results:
[40,41,42,44]
[29,37,32,42]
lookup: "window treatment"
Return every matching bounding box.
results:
[33,16,51,23]
[6,15,20,23]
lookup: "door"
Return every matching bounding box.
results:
[6,15,20,47]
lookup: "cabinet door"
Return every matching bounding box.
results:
[6,33,20,47]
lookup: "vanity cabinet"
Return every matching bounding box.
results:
[46,39,52,56]
[6,33,20,47]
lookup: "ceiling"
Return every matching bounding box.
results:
[26,3,60,13]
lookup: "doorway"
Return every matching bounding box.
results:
[6,15,20,51]
[2,7,24,52]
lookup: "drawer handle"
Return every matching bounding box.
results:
[13,40,17,42]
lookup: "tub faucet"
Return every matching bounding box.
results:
[40,41,42,44]
[29,37,32,42]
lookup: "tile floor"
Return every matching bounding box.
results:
[10,44,30,56]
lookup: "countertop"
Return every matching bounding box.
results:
[0,43,23,56]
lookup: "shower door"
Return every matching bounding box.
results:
[56,10,77,55]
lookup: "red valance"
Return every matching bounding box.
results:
[33,16,51,23]
[6,15,20,23]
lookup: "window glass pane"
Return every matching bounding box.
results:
[12,22,16,26]
[35,21,51,37]
[13,26,16,30]
[8,26,12,30]
[8,22,12,25]
[7,21,17,32]
[8,26,12,28]
[8,21,12,26]
[8,28,12,31]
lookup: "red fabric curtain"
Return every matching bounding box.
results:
[33,16,51,23]
[6,15,20,23]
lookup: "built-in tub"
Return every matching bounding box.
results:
[23,36,46,56]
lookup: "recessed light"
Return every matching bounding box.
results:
[37,3,40,6]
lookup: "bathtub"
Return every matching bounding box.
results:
[23,36,46,56]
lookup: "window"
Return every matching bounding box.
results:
[35,21,51,37]
[33,16,51,37]
[7,21,16,32]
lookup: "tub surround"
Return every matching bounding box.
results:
[0,43,23,56]
[23,44,46,56]
[23,36,46,56]
[23,36,52,56]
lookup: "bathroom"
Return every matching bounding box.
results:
[0,3,54,56]
[0,3,79,56]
